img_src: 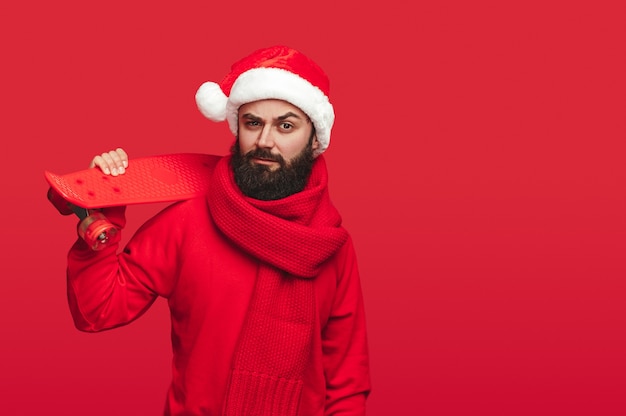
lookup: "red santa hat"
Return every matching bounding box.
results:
[195,45,334,156]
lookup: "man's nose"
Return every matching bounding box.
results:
[256,126,275,148]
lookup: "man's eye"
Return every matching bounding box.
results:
[280,123,293,130]
[246,120,260,127]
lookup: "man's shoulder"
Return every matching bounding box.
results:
[197,153,224,170]
[183,152,224,178]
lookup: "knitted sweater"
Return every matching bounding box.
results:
[66,155,371,415]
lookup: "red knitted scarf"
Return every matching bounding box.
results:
[207,155,348,415]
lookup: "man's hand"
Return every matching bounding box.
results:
[89,148,129,176]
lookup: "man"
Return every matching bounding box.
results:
[67,45,371,415]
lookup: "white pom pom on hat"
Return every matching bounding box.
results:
[195,82,228,122]
[195,45,335,156]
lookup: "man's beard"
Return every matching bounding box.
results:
[230,140,316,201]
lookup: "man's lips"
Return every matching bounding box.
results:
[252,157,279,165]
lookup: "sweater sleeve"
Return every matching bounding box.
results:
[322,236,371,415]
[66,204,181,332]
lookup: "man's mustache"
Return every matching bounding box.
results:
[245,149,285,165]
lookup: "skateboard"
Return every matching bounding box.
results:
[46,153,217,250]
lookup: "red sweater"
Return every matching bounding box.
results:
[66,158,371,415]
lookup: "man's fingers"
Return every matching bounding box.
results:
[89,148,129,175]
[115,148,129,167]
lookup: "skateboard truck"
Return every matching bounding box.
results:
[47,187,120,250]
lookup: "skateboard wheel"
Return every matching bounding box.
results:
[78,212,120,251]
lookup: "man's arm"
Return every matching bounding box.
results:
[66,148,157,331]
[66,205,158,331]
[322,236,371,415]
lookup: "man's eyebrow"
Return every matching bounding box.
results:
[277,112,302,121]
[241,112,306,122]
[241,113,261,121]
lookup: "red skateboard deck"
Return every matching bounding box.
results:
[45,153,218,250]
[45,153,217,211]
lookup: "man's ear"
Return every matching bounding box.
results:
[311,135,320,151]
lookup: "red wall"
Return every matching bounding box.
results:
[1,1,624,415]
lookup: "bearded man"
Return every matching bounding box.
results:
[66,45,371,416]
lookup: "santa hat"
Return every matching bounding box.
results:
[195,45,334,156]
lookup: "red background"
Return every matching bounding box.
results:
[1,1,625,415]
